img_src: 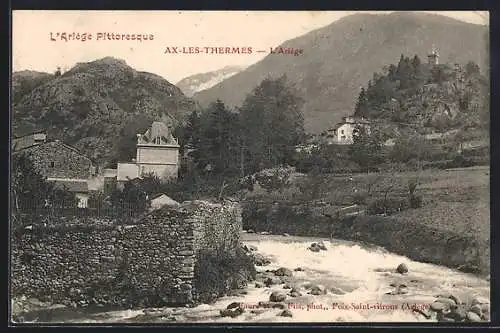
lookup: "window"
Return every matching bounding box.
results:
[341,130,344,134]
[50,161,55,168]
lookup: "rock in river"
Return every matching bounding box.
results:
[430,301,448,312]
[270,291,287,302]
[264,276,282,287]
[396,263,408,274]
[309,285,326,296]
[469,304,482,316]
[308,243,321,252]
[279,309,293,317]
[274,267,293,277]
[253,253,271,266]
[466,311,482,322]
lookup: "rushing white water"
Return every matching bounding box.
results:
[60,233,489,323]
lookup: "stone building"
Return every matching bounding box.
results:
[13,139,95,179]
[12,133,96,208]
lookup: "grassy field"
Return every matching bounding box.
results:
[244,165,490,244]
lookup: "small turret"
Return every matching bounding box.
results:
[428,44,439,66]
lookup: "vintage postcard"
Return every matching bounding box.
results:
[10,10,490,325]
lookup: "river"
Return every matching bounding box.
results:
[19,232,489,323]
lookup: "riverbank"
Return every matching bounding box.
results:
[11,234,490,323]
[241,166,490,277]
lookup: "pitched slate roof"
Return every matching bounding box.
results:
[13,140,92,162]
[51,179,89,193]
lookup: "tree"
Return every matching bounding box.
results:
[11,153,77,215]
[465,61,481,78]
[431,64,453,85]
[239,75,305,173]
[194,100,241,175]
[54,67,62,77]
[390,134,434,164]
[116,114,154,162]
[297,165,328,205]
[396,55,413,89]
[354,87,369,117]
[109,180,148,217]
[348,124,387,171]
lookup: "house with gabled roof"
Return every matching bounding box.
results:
[327,116,371,145]
[12,132,96,208]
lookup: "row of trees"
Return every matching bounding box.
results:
[176,75,305,182]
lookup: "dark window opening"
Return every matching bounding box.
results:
[50,161,55,168]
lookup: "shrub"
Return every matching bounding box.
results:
[193,246,256,304]
[253,166,293,194]
[367,197,409,215]
[352,191,368,205]
[409,194,423,209]
[445,155,476,169]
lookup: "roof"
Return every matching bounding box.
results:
[103,168,118,178]
[13,140,93,162]
[149,193,180,208]
[13,129,47,139]
[331,117,371,131]
[50,179,89,193]
[117,163,139,181]
[149,193,167,200]
[12,132,47,151]
[137,121,178,145]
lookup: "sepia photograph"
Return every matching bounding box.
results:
[10,10,490,324]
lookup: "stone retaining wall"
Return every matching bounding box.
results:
[11,200,242,308]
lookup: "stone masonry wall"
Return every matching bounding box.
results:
[189,200,242,254]
[11,200,242,308]
[17,141,93,179]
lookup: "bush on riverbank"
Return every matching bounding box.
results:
[193,245,256,304]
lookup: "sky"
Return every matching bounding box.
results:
[12,11,489,83]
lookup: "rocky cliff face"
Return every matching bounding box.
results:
[12,57,199,165]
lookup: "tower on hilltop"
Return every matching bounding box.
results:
[428,44,439,66]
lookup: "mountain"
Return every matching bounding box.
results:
[12,71,54,103]
[193,12,489,133]
[176,65,244,97]
[12,57,199,165]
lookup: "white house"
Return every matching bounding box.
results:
[327,116,371,145]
